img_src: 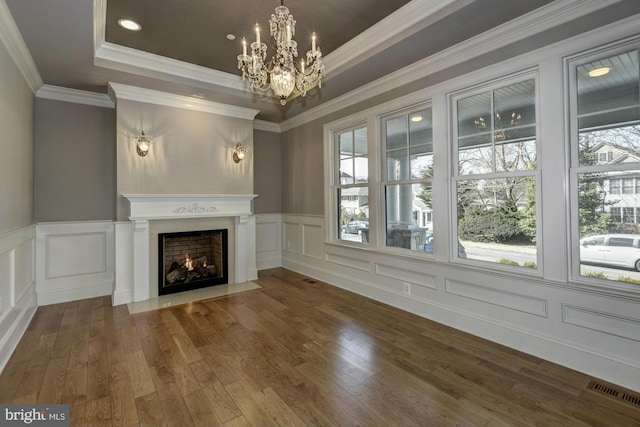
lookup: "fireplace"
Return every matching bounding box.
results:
[116,193,257,305]
[158,229,228,295]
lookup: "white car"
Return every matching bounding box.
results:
[580,234,640,271]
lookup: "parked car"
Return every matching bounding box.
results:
[341,220,369,234]
[580,234,640,271]
[424,233,467,258]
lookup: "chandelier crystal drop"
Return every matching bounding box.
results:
[236,0,325,105]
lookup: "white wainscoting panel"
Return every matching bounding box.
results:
[0,225,37,374]
[445,279,548,318]
[562,304,640,342]
[302,223,323,260]
[376,262,437,290]
[36,222,114,305]
[256,214,282,270]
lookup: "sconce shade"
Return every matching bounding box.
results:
[233,142,248,163]
[136,131,152,156]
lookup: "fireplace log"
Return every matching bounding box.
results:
[166,265,187,284]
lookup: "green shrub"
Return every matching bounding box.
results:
[497,258,519,266]
[617,276,640,285]
[583,271,608,279]
[523,261,537,269]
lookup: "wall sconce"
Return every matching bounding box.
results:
[233,142,248,163]
[135,130,152,157]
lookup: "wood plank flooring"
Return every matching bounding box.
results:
[1,267,639,426]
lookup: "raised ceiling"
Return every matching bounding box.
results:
[6,0,638,123]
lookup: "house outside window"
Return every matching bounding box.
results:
[452,74,539,268]
[382,106,433,253]
[569,45,640,283]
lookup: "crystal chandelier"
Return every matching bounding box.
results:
[237,0,325,105]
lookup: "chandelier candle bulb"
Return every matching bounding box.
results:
[242,38,247,56]
[255,24,260,45]
[301,60,305,73]
[312,33,316,53]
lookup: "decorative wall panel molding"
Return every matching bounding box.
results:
[36,222,114,305]
[562,304,640,343]
[0,225,37,374]
[256,214,282,270]
[376,262,437,290]
[445,279,548,318]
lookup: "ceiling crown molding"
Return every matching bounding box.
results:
[280,0,627,132]
[323,0,463,76]
[36,84,114,108]
[92,0,462,96]
[0,0,42,93]
[109,82,260,120]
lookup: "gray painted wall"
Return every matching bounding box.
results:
[253,129,282,214]
[0,41,33,234]
[34,99,116,222]
[115,99,254,220]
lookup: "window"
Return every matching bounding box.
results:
[453,76,539,268]
[382,107,433,253]
[623,207,635,223]
[570,46,640,283]
[335,126,369,243]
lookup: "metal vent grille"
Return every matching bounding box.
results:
[588,380,640,407]
[303,278,317,284]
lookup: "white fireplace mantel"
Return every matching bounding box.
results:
[114,194,258,305]
[124,193,257,220]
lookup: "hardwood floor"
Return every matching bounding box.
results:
[1,267,639,426]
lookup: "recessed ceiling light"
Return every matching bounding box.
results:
[588,66,611,77]
[118,19,142,31]
[192,92,205,98]
[226,34,236,41]
[411,115,423,122]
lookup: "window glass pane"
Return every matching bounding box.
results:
[354,127,368,156]
[339,132,353,156]
[578,170,640,281]
[338,187,369,243]
[457,177,537,268]
[495,139,537,172]
[386,116,407,150]
[459,145,493,175]
[338,127,368,184]
[387,149,409,181]
[409,109,432,145]
[578,125,640,167]
[577,51,639,117]
[410,144,433,178]
[458,92,491,137]
[386,183,432,252]
[494,80,536,129]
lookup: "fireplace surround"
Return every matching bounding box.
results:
[115,194,257,304]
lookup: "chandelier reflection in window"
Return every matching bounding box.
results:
[475,111,522,141]
[236,0,325,105]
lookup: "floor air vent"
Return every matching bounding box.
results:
[303,278,317,284]
[588,380,640,407]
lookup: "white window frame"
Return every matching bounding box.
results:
[325,120,376,246]
[566,37,640,289]
[449,70,542,271]
[380,102,435,256]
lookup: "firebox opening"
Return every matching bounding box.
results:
[158,229,228,296]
